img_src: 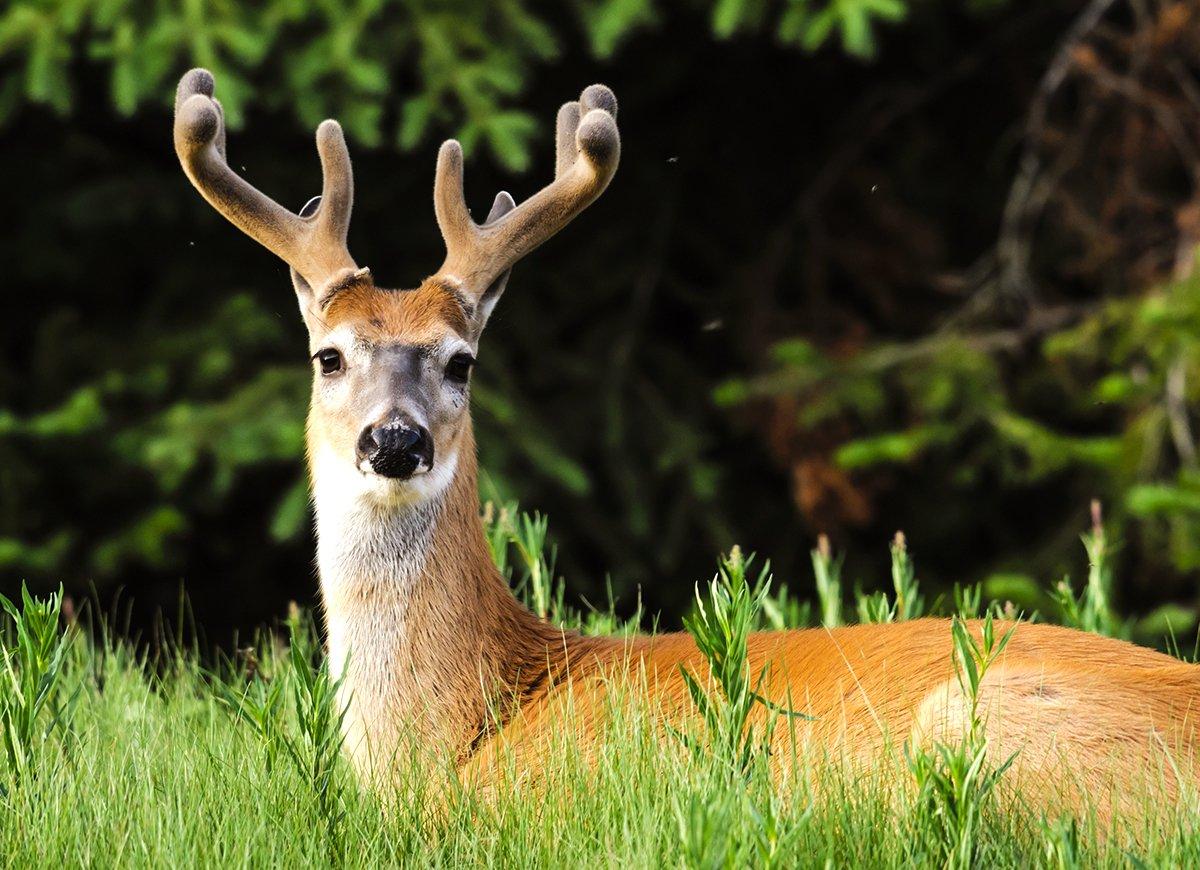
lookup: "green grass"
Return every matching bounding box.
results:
[1,507,1199,867]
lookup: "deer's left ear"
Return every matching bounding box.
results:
[474,191,515,329]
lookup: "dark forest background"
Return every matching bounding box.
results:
[3,0,1200,644]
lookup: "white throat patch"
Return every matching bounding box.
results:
[311,444,457,680]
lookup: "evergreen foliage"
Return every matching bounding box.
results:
[4,0,1199,643]
[0,0,915,168]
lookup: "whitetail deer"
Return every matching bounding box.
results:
[174,68,1200,816]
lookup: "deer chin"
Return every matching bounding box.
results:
[314,446,459,510]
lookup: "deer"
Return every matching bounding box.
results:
[173,68,1200,820]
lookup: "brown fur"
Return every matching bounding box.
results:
[321,280,472,342]
[425,431,1200,819]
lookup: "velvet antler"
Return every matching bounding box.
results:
[432,84,620,297]
[173,69,363,293]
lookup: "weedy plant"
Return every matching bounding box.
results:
[485,500,643,635]
[217,608,349,859]
[889,532,926,621]
[0,583,77,791]
[484,501,564,622]
[576,577,647,637]
[906,614,1017,868]
[678,547,775,776]
[857,589,895,624]
[811,533,843,627]
[674,547,812,867]
[953,582,983,620]
[854,531,926,624]
[759,581,812,630]
[1052,500,1124,638]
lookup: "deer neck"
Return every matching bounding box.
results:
[311,424,570,777]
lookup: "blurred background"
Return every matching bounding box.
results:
[3,0,1200,644]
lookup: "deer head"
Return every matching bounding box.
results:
[174,69,619,507]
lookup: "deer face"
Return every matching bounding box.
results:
[173,68,619,506]
[303,279,482,503]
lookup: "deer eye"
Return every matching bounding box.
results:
[445,352,475,384]
[315,348,343,375]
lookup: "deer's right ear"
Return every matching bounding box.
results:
[289,196,323,321]
[429,82,620,329]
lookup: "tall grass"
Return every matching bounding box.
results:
[0,504,1197,866]
[217,609,349,861]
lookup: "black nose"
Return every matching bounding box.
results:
[357,418,433,479]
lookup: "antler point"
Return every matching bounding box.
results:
[580,84,618,118]
[180,68,214,96]
[576,109,620,166]
[176,93,221,146]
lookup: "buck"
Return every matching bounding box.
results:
[174,68,1199,815]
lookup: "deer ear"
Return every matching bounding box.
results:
[290,196,322,320]
[476,270,511,328]
[475,191,515,328]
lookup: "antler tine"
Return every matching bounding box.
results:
[555,101,581,179]
[173,68,358,290]
[433,140,474,262]
[432,84,620,295]
[314,119,354,250]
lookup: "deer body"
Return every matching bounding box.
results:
[172,69,1200,816]
[317,413,1200,812]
